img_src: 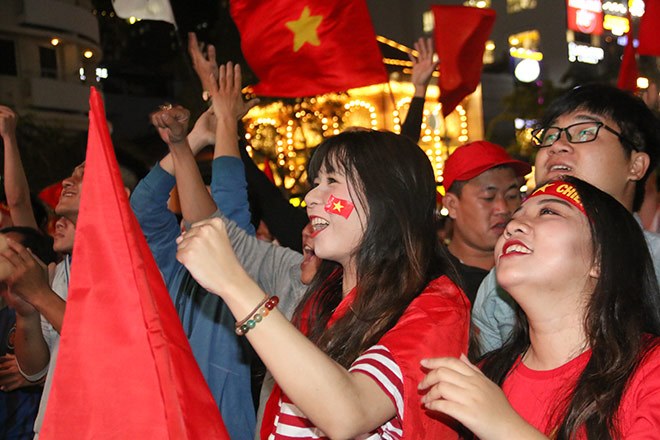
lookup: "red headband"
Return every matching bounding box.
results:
[528,181,586,215]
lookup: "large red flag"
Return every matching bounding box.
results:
[230,0,387,97]
[617,29,639,92]
[40,88,229,439]
[638,0,660,56]
[432,5,496,117]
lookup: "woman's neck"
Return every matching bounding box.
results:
[341,261,357,298]
[516,285,590,370]
[524,311,588,370]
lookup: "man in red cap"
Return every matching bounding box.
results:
[441,141,531,304]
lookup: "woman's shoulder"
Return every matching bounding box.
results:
[406,275,471,320]
[379,276,470,349]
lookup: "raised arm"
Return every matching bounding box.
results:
[401,38,437,143]
[151,106,217,223]
[176,218,395,439]
[0,106,37,229]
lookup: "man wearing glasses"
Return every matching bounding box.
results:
[472,83,660,355]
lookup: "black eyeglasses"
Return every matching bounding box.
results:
[531,121,636,150]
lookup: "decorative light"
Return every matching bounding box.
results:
[637,77,650,89]
[83,50,93,59]
[51,38,60,46]
[514,59,541,83]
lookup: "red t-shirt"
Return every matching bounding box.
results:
[503,339,660,438]
[262,275,471,439]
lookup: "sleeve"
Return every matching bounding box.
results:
[471,268,517,356]
[130,164,180,286]
[350,345,404,421]
[400,96,425,143]
[240,145,308,252]
[210,156,256,236]
[211,210,305,317]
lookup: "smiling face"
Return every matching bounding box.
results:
[495,193,597,310]
[534,111,648,211]
[55,162,85,223]
[304,162,367,271]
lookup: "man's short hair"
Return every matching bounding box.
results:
[541,83,660,211]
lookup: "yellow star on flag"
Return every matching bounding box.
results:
[533,183,552,194]
[332,201,344,212]
[286,6,323,52]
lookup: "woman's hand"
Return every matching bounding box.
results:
[419,355,545,440]
[176,217,249,297]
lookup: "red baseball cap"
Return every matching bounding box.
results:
[442,141,531,191]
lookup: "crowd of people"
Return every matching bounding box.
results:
[1,31,660,439]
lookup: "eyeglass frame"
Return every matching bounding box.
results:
[531,121,638,151]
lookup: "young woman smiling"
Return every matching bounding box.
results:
[420,177,660,439]
[176,130,470,439]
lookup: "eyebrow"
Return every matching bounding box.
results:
[550,114,602,125]
[536,198,575,210]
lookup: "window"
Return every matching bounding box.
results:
[0,39,17,76]
[507,0,537,13]
[39,46,57,79]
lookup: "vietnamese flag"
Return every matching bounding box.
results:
[40,88,229,439]
[638,0,660,56]
[230,0,387,97]
[617,26,639,92]
[432,5,496,117]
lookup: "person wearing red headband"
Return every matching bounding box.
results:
[473,84,660,355]
[420,176,660,439]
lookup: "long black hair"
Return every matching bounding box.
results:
[292,130,460,367]
[480,176,660,439]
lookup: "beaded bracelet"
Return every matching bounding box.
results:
[235,296,279,336]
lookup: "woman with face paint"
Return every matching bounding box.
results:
[419,177,660,439]
[177,130,469,439]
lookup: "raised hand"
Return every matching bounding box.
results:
[409,37,438,96]
[210,62,259,121]
[176,217,248,298]
[187,107,217,153]
[0,105,17,141]
[188,32,219,99]
[150,105,190,146]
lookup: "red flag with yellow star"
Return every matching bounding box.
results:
[230,0,387,97]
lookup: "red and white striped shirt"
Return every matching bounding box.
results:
[268,345,404,439]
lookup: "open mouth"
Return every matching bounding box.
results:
[310,217,329,234]
[501,240,532,258]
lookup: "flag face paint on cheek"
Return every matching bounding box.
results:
[324,195,355,219]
